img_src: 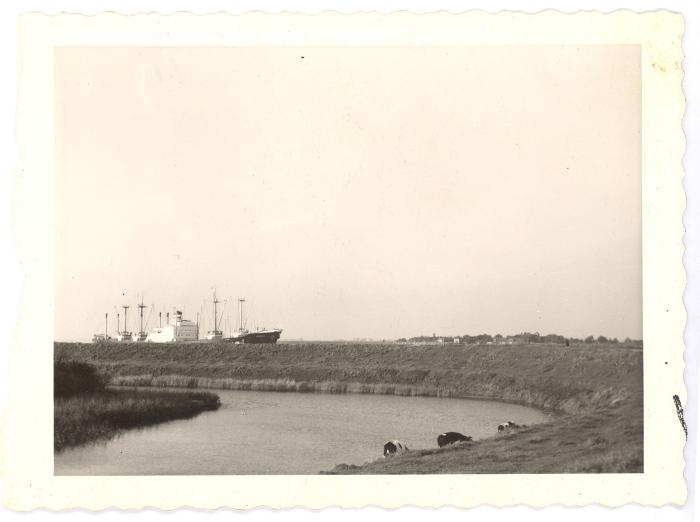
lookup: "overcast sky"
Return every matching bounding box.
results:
[55,45,641,341]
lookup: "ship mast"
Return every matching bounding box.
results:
[121,305,129,336]
[117,313,120,335]
[105,313,108,339]
[239,298,246,332]
[138,297,147,337]
[213,291,221,333]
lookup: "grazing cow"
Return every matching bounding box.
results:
[383,440,409,457]
[437,432,472,448]
[498,421,521,433]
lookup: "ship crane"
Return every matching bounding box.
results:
[238,298,246,333]
[117,305,133,342]
[92,312,112,343]
[132,297,148,342]
[205,290,223,341]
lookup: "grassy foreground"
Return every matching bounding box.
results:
[55,342,642,471]
[54,360,221,452]
[325,408,642,474]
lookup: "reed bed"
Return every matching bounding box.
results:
[55,389,221,452]
[55,342,642,415]
[54,359,221,451]
[111,374,466,396]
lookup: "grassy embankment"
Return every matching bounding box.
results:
[54,342,642,472]
[54,360,221,452]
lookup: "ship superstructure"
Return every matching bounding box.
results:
[145,310,199,343]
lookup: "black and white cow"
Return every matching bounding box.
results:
[498,420,520,432]
[437,432,472,448]
[383,440,409,457]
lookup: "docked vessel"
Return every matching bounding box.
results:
[94,291,281,344]
[224,328,283,344]
[223,298,282,344]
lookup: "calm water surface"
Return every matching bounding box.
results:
[55,390,548,475]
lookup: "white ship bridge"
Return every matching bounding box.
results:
[146,310,199,342]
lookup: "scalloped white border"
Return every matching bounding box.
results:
[2,10,686,510]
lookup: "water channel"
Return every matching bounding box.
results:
[55,389,548,475]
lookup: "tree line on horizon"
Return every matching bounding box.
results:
[396,332,643,346]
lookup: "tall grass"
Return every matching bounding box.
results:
[54,360,106,397]
[55,389,221,452]
[54,359,221,452]
[55,341,642,414]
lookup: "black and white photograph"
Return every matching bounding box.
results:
[52,43,644,476]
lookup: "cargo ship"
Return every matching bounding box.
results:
[225,328,283,344]
[93,292,282,344]
[223,298,283,344]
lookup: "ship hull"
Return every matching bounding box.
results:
[223,330,282,344]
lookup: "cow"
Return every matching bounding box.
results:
[383,440,409,457]
[437,432,472,448]
[498,421,521,433]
